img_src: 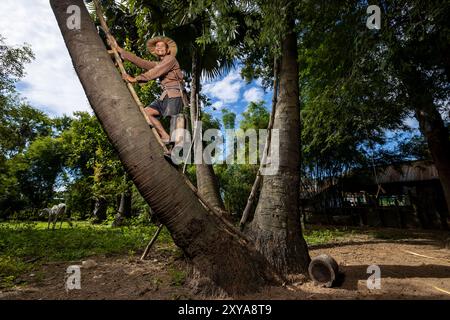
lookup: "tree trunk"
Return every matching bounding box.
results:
[50,0,277,295]
[113,173,132,226]
[414,103,450,229]
[189,48,227,216]
[404,70,450,229]
[92,196,107,223]
[118,190,132,218]
[118,173,132,218]
[247,27,311,275]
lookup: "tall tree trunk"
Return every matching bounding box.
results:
[404,70,450,229]
[50,0,277,295]
[247,26,311,275]
[189,48,227,216]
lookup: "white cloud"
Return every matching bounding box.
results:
[211,101,224,110]
[243,87,264,103]
[404,116,419,130]
[0,0,91,116]
[202,68,245,104]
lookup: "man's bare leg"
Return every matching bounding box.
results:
[144,107,170,142]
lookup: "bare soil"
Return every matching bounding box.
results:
[1,228,449,300]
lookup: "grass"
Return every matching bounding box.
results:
[2,220,419,289]
[303,226,355,245]
[0,221,173,288]
[303,224,447,245]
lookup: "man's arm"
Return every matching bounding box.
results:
[118,47,157,70]
[135,56,177,82]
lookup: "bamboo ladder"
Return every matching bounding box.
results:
[92,1,247,259]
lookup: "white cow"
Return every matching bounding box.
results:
[40,203,72,230]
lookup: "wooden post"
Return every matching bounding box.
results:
[141,224,164,260]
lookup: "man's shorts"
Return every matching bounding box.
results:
[147,96,183,118]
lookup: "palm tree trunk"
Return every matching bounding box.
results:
[247,25,311,275]
[189,48,227,216]
[50,0,277,295]
[403,70,450,230]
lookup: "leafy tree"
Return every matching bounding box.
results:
[12,136,66,210]
[0,101,52,158]
[239,101,269,131]
[0,34,34,95]
[296,0,450,226]
[61,112,125,222]
[221,108,236,129]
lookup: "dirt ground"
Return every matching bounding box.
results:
[1,228,449,300]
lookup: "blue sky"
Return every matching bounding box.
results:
[201,68,272,124]
[0,0,271,125]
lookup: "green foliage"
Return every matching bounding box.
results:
[0,100,53,158]
[215,101,269,215]
[398,135,431,161]
[2,2,448,228]
[215,163,258,215]
[0,34,34,94]
[60,111,130,220]
[296,0,450,185]
[12,136,66,209]
[239,101,269,131]
[134,81,160,106]
[0,103,151,221]
[221,108,236,129]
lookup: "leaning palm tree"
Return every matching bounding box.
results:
[50,0,278,295]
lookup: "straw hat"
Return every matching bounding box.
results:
[146,36,177,57]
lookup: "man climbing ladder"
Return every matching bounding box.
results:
[116,36,187,152]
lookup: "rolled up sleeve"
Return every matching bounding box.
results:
[136,56,177,82]
[121,50,156,70]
